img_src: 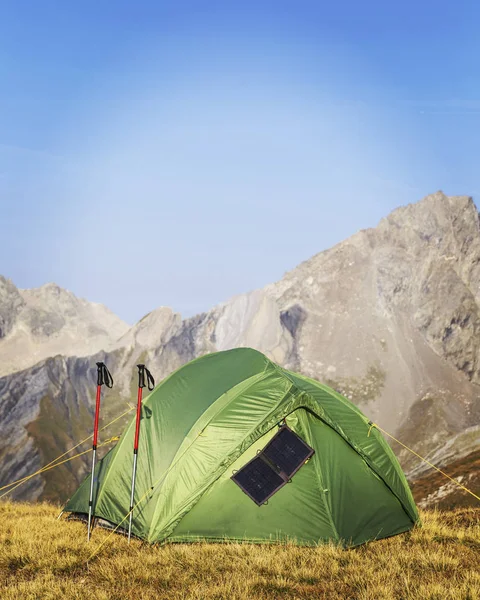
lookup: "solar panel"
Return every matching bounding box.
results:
[232,455,285,505]
[231,425,315,505]
[262,426,315,479]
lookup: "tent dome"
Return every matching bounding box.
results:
[66,348,418,546]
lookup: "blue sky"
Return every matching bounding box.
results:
[0,1,478,323]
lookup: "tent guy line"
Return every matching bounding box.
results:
[0,407,135,496]
[0,437,119,500]
[368,422,480,503]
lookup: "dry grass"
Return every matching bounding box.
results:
[0,502,479,599]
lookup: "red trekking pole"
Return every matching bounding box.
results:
[128,364,155,542]
[87,361,113,541]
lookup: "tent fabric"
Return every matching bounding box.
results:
[65,348,419,547]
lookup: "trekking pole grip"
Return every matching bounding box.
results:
[96,362,114,388]
[137,364,155,391]
[137,364,145,389]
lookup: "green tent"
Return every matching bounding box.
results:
[65,348,419,547]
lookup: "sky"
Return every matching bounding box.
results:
[0,0,479,324]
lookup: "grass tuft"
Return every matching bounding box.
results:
[0,501,478,599]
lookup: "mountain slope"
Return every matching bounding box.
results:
[0,280,129,376]
[410,448,480,509]
[0,191,479,504]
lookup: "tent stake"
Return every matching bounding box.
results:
[128,364,155,543]
[87,361,113,541]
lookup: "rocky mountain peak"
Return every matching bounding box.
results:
[376,191,479,254]
[0,279,129,376]
[115,307,181,350]
[38,282,63,294]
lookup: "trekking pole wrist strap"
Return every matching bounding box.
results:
[96,362,114,388]
[137,364,155,391]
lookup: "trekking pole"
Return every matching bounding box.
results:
[87,361,113,541]
[128,363,155,543]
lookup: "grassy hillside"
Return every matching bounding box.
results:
[0,502,479,599]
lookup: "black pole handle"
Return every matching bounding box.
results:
[96,362,114,388]
[137,364,155,391]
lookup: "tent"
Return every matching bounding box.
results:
[65,348,419,547]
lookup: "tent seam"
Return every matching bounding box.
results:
[146,366,291,541]
[151,384,299,542]
[298,410,342,544]
[293,388,417,524]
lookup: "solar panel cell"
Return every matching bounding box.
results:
[232,456,285,505]
[263,427,314,478]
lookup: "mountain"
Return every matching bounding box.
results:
[0,279,129,377]
[0,191,479,506]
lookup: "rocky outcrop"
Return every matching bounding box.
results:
[0,280,129,376]
[410,444,480,509]
[261,192,480,440]
[1,191,479,503]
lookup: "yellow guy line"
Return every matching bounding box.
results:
[0,437,120,500]
[87,430,203,562]
[0,407,133,495]
[368,422,480,503]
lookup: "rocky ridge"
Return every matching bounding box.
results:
[0,280,129,376]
